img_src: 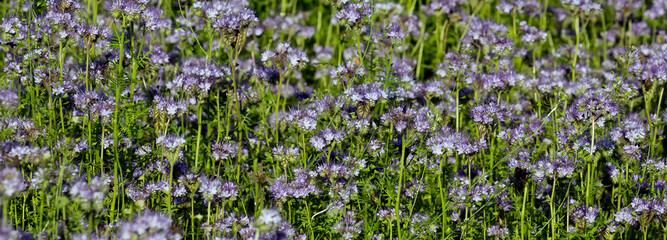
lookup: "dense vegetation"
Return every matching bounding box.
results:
[0,0,666,239]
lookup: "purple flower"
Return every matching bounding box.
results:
[421,0,464,15]
[332,211,363,240]
[152,95,187,117]
[142,7,171,31]
[255,208,282,231]
[572,205,599,226]
[69,176,109,211]
[309,128,346,150]
[614,207,636,224]
[426,127,485,156]
[380,105,431,133]
[283,108,318,130]
[520,21,547,45]
[435,52,474,78]
[0,89,18,108]
[272,145,300,164]
[471,102,510,124]
[344,82,388,105]
[211,141,238,161]
[109,0,146,20]
[0,167,25,198]
[198,175,222,201]
[487,225,509,238]
[385,23,406,41]
[562,0,601,15]
[268,176,292,201]
[262,43,309,70]
[118,210,181,240]
[335,3,372,28]
[156,134,186,151]
[212,7,259,40]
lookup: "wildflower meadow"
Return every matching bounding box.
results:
[0,0,666,239]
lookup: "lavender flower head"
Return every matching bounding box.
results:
[334,3,372,28]
[152,95,187,118]
[471,102,510,125]
[198,175,223,201]
[0,167,25,198]
[211,141,238,161]
[156,134,186,151]
[261,43,309,71]
[332,211,363,240]
[385,23,406,43]
[572,205,599,225]
[487,225,509,238]
[0,90,18,109]
[520,21,547,45]
[254,208,282,232]
[309,128,346,150]
[562,0,602,15]
[69,176,109,211]
[118,210,182,240]
[426,127,486,156]
[272,145,300,164]
[212,7,259,41]
[109,0,148,20]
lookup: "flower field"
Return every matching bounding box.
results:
[0,0,665,239]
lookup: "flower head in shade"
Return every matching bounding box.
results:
[421,0,464,15]
[461,17,512,54]
[572,205,599,227]
[109,0,147,20]
[268,176,292,202]
[151,95,187,118]
[646,0,667,19]
[562,0,601,15]
[330,60,365,87]
[487,225,509,238]
[332,211,363,240]
[380,105,431,133]
[126,184,150,209]
[261,43,309,71]
[197,175,222,201]
[283,108,318,131]
[0,89,18,109]
[118,210,181,240]
[69,176,108,211]
[530,153,580,181]
[142,7,171,31]
[496,1,541,16]
[385,23,405,43]
[0,167,25,199]
[211,141,238,161]
[409,212,438,236]
[614,207,636,224]
[630,197,665,215]
[609,113,646,144]
[0,223,29,240]
[219,181,238,200]
[435,52,474,78]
